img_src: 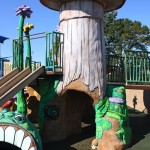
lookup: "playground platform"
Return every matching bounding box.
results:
[43,107,150,150]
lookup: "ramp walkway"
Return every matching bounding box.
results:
[0,66,45,106]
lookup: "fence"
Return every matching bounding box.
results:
[12,34,42,72]
[6,31,150,85]
[0,59,11,77]
[107,51,150,84]
[106,55,125,82]
[0,59,2,77]
[125,51,150,84]
[3,62,12,76]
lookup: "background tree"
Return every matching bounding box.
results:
[104,11,150,56]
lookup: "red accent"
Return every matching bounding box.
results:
[2,100,14,108]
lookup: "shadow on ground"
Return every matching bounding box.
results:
[43,122,95,150]
[127,108,150,149]
[43,107,150,150]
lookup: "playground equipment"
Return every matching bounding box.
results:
[1,1,142,149]
[0,66,45,149]
[40,0,126,103]
[0,5,44,150]
[39,0,129,147]
[0,107,42,150]
[106,50,150,84]
[0,66,45,105]
[92,86,132,149]
[125,50,150,84]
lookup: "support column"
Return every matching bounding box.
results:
[60,0,106,100]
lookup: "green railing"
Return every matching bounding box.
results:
[125,51,150,84]
[106,55,125,82]
[12,39,20,69]
[12,39,41,72]
[45,32,64,72]
[31,61,41,71]
[13,31,64,73]
[12,32,150,85]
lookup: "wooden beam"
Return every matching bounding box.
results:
[46,71,63,75]
[125,85,150,90]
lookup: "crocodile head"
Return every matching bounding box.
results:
[0,110,42,150]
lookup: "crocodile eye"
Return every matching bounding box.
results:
[15,114,24,121]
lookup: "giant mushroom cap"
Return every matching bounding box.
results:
[40,0,126,12]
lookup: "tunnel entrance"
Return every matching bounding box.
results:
[0,142,21,150]
[60,89,96,137]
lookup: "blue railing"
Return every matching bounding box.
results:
[45,32,64,72]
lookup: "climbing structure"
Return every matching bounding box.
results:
[38,1,131,148]
[92,86,132,150]
[40,0,126,102]
[0,1,131,150]
[0,5,43,150]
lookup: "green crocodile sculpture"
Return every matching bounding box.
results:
[0,109,42,150]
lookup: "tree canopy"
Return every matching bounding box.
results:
[104,11,150,56]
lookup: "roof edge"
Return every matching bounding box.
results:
[40,0,126,12]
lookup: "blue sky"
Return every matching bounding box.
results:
[0,0,150,65]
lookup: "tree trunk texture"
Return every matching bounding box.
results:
[60,0,106,99]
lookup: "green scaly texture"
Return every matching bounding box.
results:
[17,15,26,114]
[25,30,32,69]
[95,97,112,139]
[0,111,42,150]
[95,86,132,145]
[38,77,60,135]
[106,86,132,145]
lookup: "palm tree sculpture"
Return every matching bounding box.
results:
[15,5,33,114]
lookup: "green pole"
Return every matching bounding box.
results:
[17,15,26,114]
[25,30,32,70]
[18,16,24,71]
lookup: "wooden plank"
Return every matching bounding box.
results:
[3,62,12,76]
[0,68,20,87]
[107,82,125,86]
[0,68,31,97]
[125,85,150,90]
[46,71,63,75]
[0,66,45,106]
[107,83,150,90]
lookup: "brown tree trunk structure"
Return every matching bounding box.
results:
[60,1,106,100]
[40,0,126,101]
[40,0,126,143]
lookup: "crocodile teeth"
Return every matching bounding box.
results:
[5,126,16,144]
[21,136,32,150]
[0,127,4,141]
[14,129,25,147]
[0,125,37,150]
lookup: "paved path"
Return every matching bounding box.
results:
[127,109,150,150]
